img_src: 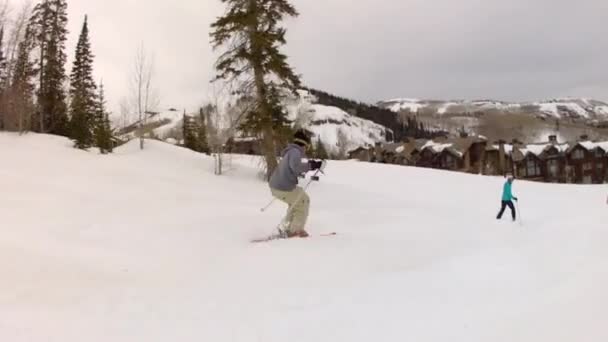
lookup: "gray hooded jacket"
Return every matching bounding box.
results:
[269,144,310,191]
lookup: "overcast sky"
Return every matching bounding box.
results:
[13,0,608,112]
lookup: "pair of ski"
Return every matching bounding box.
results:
[251,231,337,243]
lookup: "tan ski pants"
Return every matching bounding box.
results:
[270,186,310,233]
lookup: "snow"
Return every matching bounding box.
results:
[536,102,589,119]
[396,146,405,153]
[383,98,424,113]
[2,133,608,342]
[381,97,608,123]
[421,140,462,156]
[285,92,389,153]
[596,105,608,115]
[519,143,570,156]
[492,144,514,154]
[579,141,608,151]
[437,102,458,114]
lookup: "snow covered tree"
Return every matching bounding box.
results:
[94,82,113,154]
[211,0,302,179]
[68,15,96,149]
[29,0,69,135]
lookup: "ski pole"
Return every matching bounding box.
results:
[516,200,523,226]
[275,165,326,235]
[260,160,326,213]
[260,198,277,212]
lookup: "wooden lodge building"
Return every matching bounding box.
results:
[349,134,608,184]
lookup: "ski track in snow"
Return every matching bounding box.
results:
[1,133,608,341]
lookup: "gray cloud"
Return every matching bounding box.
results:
[13,0,608,112]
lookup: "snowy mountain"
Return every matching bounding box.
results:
[2,132,608,341]
[285,90,390,154]
[379,97,608,124]
[116,91,391,154]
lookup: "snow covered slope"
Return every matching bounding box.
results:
[379,97,608,123]
[117,108,183,142]
[285,90,389,153]
[116,91,390,153]
[2,133,608,342]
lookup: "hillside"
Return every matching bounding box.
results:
[116,91,394,154]
[379,97,608,123]
[378,97,608,142]
[2,133,608,341]
[284,90,391,154]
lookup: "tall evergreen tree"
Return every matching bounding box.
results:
[211,0,302,179]
[3,25,36,132]
[182,112,199,151]
[30,0,69,135]
[94,82,113,153]
[68,15,96,149]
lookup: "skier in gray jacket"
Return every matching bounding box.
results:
[269,130,323,238]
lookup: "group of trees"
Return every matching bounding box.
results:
[182,108,210,154]
[400,115,446,140]
[0,0,113,152]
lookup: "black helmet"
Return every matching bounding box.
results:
[293,129,311,147]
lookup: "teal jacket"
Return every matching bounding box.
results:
[502,181,515,201]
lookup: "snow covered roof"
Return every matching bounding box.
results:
[578,141,608,151]
[421,141,463,157]
[489,144,514,154]
[517,143,570,158]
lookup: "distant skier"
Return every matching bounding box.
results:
[496,174,518,221]
[269,130,323,238]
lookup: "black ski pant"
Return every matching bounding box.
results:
[497,200,516,220]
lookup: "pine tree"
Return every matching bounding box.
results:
[182,112,199,151]
[68,15,96,149]
[3,25,36,132]
[30,0,69,135]
[198,108,210,154]
[94,82,113,153]
[211,0,302,179]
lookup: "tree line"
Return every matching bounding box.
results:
[0,0,112,153]
[308,88,446,141]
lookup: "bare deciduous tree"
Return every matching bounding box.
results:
[203,81,252,175]
[129,43,159,150]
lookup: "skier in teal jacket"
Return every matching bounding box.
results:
[497,174,518,221]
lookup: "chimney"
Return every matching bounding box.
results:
[579,134,589,141]
[548,135,557,143]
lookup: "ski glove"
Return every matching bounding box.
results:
[308,160,323,171]
[513,197,518,201]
